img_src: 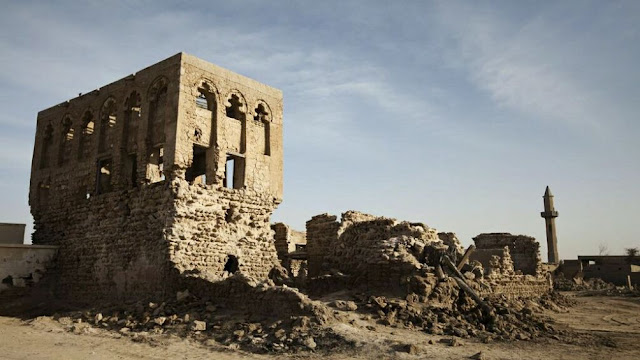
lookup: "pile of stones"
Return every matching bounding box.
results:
[49,289,351,353]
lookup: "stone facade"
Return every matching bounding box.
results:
[472,233,543,276]
[29,53,283,301]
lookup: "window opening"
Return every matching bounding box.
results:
[99,99,117,153]
[196,91,209,109]
[39,124,53,169]
[79,111,94,160]
[225,94,244,120]
[186,145,207,185]
[147,147,164,183]
[96,158,113,194]
[125,153,137,188]
[223,255,239,274]
[223,154,245,189]
[58,117,74,165]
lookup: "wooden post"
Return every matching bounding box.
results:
[457,245,476,271]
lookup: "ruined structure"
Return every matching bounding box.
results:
[28,53,283,300]
[541,186,559,263]
[304,211,552,298]
[272,223,307,277]
[471,233,543,276]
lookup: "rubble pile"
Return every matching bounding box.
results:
[49,287,352,354]
[354,287,571,342]
[554,275,615,291]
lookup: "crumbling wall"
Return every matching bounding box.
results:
[473,233,542,276]
[306,211,444,293]
[306,214,341,278]
[167,180,279,282]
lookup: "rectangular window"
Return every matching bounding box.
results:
[224,154,244,189]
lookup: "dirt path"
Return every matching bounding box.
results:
[1,294,639,359]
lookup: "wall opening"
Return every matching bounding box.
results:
[185,144,207,185]
[39,123,53,169]
[96,158,113,194]
[225,94,245,120]
[225,207,234,223]
[146,147,164,183]
[99,98,117,153]
[223,255,239,274]
[78,111,95,160]
[125,153,137,188]
[147,79,168,146]
[37,181,50,207]
[223,154,245,189]
[123,92,141,152]
[254,103,271,155]
[195,91,209,109]
[58,117,74,166]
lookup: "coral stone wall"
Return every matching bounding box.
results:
[473,233,542,276]
[167,179,279,282]
[306,211,444,292]
[28,53,284,301]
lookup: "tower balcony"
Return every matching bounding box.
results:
[540,210,559,218]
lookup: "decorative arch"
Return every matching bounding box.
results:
[58,115,74,165]
[98,97,117,153]
[224,90,247,121]
[78,109,95,160]
[253,100,272,122]
[254,100,272,155]
[195,79,219,111]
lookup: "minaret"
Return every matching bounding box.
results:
[540,186,559,263]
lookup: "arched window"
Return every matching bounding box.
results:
[122,91,141,188]
[225,93,245,121]
[146,78,169,183]
[39,123,53,169]
[254,102,272,156]
[98,98,117,153]
[147,77,168,146]
[122,91,141,152]
[58,117,74,165]
[78,111,94,160]
[225,91,247,154]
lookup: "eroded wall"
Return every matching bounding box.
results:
[306,211,444,292]
[472,233,543,276]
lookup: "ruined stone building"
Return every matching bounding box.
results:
[29,53,283,300]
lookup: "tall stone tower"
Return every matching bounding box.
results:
[540,186,559,263]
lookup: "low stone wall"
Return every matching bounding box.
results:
[483,276,552,299]
[0,244,58,292]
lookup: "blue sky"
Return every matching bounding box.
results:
[1,1,638,259]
